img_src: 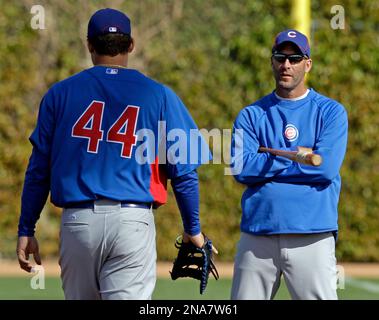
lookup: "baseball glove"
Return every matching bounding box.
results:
[170,234,219,294]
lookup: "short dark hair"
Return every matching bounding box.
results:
[88,33,132,56]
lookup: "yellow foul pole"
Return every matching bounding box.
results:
[292,0,311,83]
[291,0,311,39]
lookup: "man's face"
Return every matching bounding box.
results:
[271,42,312,92]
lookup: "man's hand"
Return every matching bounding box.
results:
[16,236,42,273]
[296,146,313,153]
[182,232,218,254]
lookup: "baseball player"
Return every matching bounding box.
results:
[16,8,210,300]
[230,29,348,300]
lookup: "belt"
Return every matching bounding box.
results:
[64,201,152,210]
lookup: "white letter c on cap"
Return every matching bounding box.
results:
[287,31,297,38]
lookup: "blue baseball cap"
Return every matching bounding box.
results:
[87,8,131,39]
[272,29,310,57]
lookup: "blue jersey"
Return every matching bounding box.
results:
[19,66,210,236]
[232,89,348,235]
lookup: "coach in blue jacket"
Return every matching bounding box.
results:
[230,29,348,300]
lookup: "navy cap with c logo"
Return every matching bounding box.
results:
[272,29,310,57]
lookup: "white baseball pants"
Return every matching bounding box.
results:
[59,199,156,300]
[231,232,338,300]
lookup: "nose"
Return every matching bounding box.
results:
[278,58,292,71]
[282,58,292,68]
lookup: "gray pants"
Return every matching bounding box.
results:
[231,232,338,300]
[59,199,156,300]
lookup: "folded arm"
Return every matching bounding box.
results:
[231,111,292,185]
[273,106,348,184]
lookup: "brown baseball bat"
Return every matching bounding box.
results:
[259,147,322,167]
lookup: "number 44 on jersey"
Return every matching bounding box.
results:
[71,100,140,158]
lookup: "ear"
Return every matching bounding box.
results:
[305,58,312,73]
[128,38,135,53]
[87,40,95,53]
[270,56,275,70]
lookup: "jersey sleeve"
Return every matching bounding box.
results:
[272,103,348,184]
[29,89,55,155]
[231,108,293,185]
[18,90,55,236]
[18,148,50,236]
[162,85,211,179]
[171,169,200,236]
